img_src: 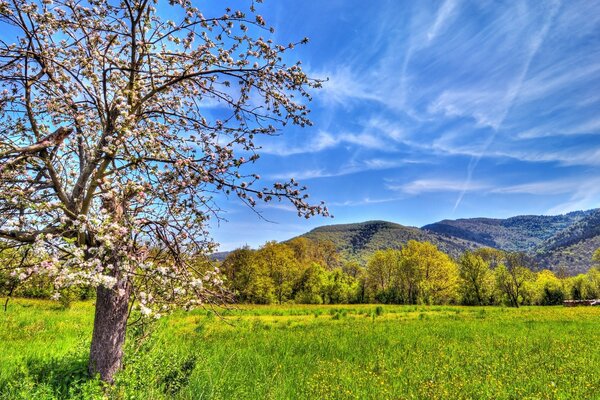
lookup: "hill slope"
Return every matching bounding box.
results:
[534,209,600,274]
[301,220,482,262]
[422,210,594,252]
[216,209,600,274]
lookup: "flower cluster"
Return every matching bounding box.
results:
[0,0,327,316]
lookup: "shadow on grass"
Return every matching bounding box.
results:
[0,353,103,399]
[25,354,92,395]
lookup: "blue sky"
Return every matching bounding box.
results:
[209,0,600,250]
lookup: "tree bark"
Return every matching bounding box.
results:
[88,279,131,383]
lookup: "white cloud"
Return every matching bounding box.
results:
[314,66,383,106]
[388,175,600,216]
[259,117,407,156]
[492,180,578,195]
[329,197,404,207]
[268,157,419,181]
[387,179,490,195]
[516,115,600,139]
[427,0,460,43]
[492,177,600,215]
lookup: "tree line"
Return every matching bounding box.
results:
[3,238,600,307]
[220,239,600,307]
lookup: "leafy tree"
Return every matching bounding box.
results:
[244,269,276,304]
[256,242,302,304]
[220,247,256,301]
[286,237,340,270]
[585,267,600,299]
[324,268,359,304]
[0,247,25,298]
[0,0,327,382]
[313,240,341,270]
[399,241,458,305]
[494,253,534,307]
[294,262,327,304]
[365,242,458,305]
[342,260,363,279]
[532,270,564,305]
[473,247,506,269]
[569,274,589,300]
[568,268,600,300]
[593,249,600,266]
[365,249,400,302]
[458,251,493,305]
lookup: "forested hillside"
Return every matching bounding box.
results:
[535,209,600,273]
[300,220,482,262]
[214,209,600,275]
[291,209,600,274]
[422,210,594,252]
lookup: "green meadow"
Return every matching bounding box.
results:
[1,300,599,399]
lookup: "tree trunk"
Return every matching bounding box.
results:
[88,279,131,383]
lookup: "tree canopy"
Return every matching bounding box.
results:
[0,0,327,381]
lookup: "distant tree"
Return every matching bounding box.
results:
[345,261,367,303]
[324,268,359,304]
[256,242,301,304]
[399,241,458,305]
[294,262,327,304]
[569,274,589,300]
[365,242,458,305]
[221,247,256,301]
[494,253,534,307]
[286,237,340,270]
[473,248,506,269]
[0,0,327,382]
[458,251,492,305]
[342,260,363,279]
[585,267,600,299]
[532,270,564,305]
[313,240,341,270]
[286,237,313,263]
[365,249,399,302]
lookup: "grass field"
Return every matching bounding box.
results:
[1,300,599,399]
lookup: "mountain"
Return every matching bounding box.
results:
[300,220,482,262]
[421,208,600,274]
[209,251,231,262]
[422,210,594,252]
[297,209,600,274]
[215,208,600,275]
[534,209,600,274]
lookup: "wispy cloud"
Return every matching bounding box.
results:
[314,66,384,106]
[387,175,600,217]
[516,115,600,139]
[260,114,412,156]
[427,0,460,43]
[387,179,490,195]
[328,197,405,207]
[493,177,600,215]
[213,0,600,246]
[425,134,600,167]
[268,157,422,181]
[259,130,389,156]
[430,1,562,211]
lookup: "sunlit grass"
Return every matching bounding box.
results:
[1,299,599,399]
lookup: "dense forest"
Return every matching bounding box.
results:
[3,236,599,308]
[3,237,600,308]
[218,238,600,307]
[296,209,600,274]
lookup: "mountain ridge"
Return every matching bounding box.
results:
[299,208,600,274]
[214,208,600,275]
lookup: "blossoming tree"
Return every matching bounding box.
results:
[0,0,328,382]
